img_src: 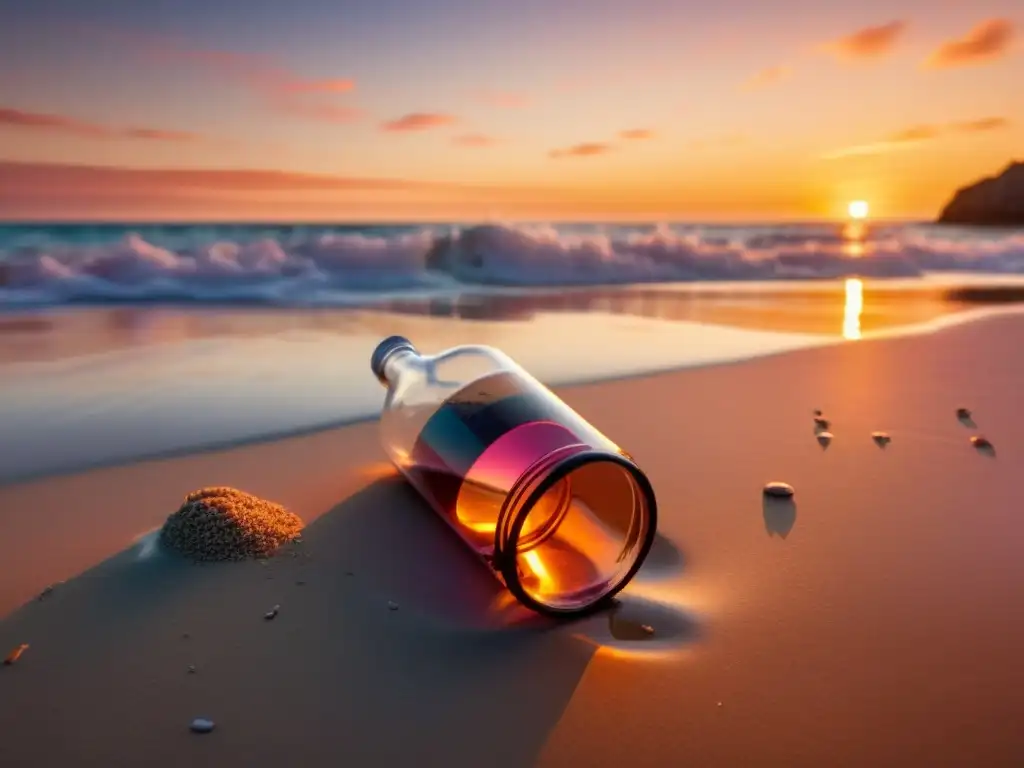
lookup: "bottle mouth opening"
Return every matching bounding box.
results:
[496,450,657,617]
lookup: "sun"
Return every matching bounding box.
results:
[848,200,869,220]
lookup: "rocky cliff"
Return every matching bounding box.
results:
[937,161,1024,226]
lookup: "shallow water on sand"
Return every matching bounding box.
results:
[0,283,1020,483]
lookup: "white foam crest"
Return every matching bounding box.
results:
[2,223,1024,307]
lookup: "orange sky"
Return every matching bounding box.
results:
[0,2,1020,222]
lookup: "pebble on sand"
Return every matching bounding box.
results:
[816,431,834,448]
[814,417,831,430]
[388,601,400,611]
[957,407,972,420]
[970,436,994,449]
[160,487,304,562]
[190,718,215,734]
[813,409,822,417]
[3,644,29,666]
[872,431,892,447]
[264,605,280,621]
[763,482,795,499]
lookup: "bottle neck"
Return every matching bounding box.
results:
[380,348,419,387]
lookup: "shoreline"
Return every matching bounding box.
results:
[3,301,1024,488]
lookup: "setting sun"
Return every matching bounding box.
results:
[848,201,870,220]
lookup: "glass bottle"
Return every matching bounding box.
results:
[371,335,658,618]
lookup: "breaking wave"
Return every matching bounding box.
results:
[2,222,1023,307]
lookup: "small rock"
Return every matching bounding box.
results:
[814,417,831,430]
[813,409,823,417]
[264,605,280,621]
[970,436,994,450]
[871,431,891,447]
[296,580,306,586]
[187,665,196,674]
[763,482,795,499]
[717,701,723,707]
[38,583,59,601]
[640,624,655,636]
[387,601,399,611]
[345,571,354,577]
[816,431,833,448]
[956,407,972,420]
[3,644,29,666]
[182,633,190,640]
[190,718,215,734]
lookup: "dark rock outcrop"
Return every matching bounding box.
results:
[937,161,1024,226]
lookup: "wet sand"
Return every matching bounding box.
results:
[2,313,1024,766]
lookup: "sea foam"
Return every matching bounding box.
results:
[2,222,1024,308]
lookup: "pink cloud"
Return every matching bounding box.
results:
[549,142,614,159]
[381,113,459,132]
[81,26,363,124]
[822,20,908,61]
[453,133,499,148]
[0,106,207,143]
[618,129,656,140]
[924,18,1015,69]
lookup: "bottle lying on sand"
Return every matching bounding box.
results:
[371,335,658,617]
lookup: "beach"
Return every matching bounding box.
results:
[2,309,1024,767]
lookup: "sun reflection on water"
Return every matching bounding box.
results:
[843,278,864,340]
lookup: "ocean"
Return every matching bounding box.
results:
[2,220,1024,483]
[1,221,1023,308]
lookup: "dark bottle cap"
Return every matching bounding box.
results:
[370,335,416,382]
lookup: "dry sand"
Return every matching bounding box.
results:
[2,313,1024,766]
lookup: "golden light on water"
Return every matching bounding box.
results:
[848,200,869,220]
[843,278,864,340]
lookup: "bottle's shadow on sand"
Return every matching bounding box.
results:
[0,476,698,768]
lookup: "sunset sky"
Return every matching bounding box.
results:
[0,0,1020,222]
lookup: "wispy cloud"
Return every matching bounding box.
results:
[548,142,614,159]
[0,106,208,143]
[381,113,459,132]
[741,65,792,91]
[80,25,362,124]
[821,20,908,61]
[821,116,1010,159]
[452,133,499,148]
[618,129,656,140]
[469,89,532,109]
[923,18,1015,69]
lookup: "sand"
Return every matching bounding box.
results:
[3,313,1024,766]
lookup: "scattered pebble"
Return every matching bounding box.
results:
[296,580,306,586]
[957,407,972,420]
[970,436,995,452]
[763,482,795,499]
[160,487,304,563]
[187,665,196,674]
[717,701,723,708]
[813,409,822,417]
[37,583,60,601]
[182,633,190,640]
[190,718,215,734]
[3,644,29,666]
[640,624,655,636]
[345,571,355,577]
[264,605,280,621]
[816,431,833,448]
[387,601,399,611]
[871,431,892,447]
[814,417,831,430]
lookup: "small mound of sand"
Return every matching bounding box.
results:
[160,487,303,562]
